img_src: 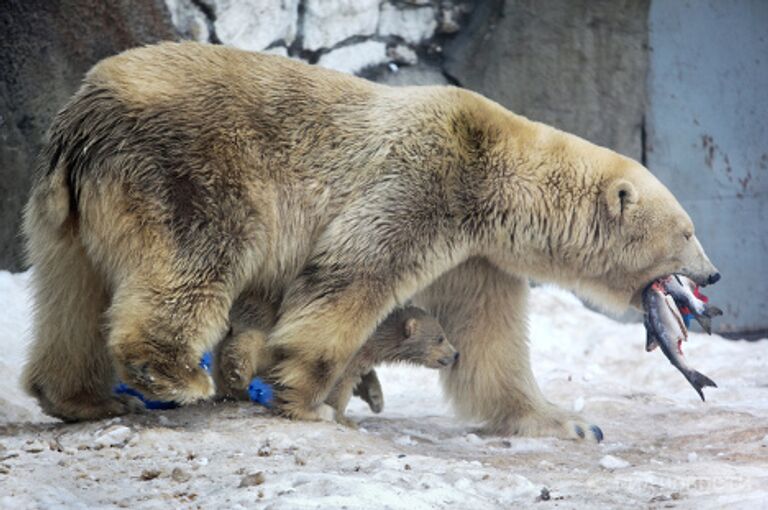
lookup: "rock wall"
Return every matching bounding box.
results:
[0,0,178,271]
[443,0,650,163]
[164,0,468,75]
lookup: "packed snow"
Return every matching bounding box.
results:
[0,270,766,508]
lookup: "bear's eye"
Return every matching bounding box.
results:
[683,231,693,241]
[436,336,445,344]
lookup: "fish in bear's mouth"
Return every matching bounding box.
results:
[641,274,723,401]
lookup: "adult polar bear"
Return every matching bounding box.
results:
[22,42,719,440]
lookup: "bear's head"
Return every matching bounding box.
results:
[574,156,719,312]
[483,127,719,313]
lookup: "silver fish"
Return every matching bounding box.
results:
[643,281,717,401]
[662,275,723,334]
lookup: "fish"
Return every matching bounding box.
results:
[643,280,717,401]
[662,275,723,334]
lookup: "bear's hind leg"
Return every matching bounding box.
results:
[22,221,142,421]
[108,273,234,405]
[413,258,603,442]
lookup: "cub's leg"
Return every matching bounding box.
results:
[353,370,384,413]
[214,328,267,399]
[412,258,603,442]
[214,289,278,398]
[107,271,234,404]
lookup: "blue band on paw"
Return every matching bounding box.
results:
[199,351,213,373]
[248,378,274,408]
[113,382,178,410]
[114,352,274,410]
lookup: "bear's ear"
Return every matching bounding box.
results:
[605,179,638,218]
[404,318,417,338]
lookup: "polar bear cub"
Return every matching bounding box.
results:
[215,304,457,425]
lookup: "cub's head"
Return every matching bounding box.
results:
[394,307,458,369]
[555,153,720,312]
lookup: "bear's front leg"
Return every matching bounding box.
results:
[413,258,603,442]
[267,272,397,422]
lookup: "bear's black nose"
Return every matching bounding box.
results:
[708,272,721,285]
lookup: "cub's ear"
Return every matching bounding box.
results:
[605,179,638,217]
[404,318,417,338]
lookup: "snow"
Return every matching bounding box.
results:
[1,270,767,508]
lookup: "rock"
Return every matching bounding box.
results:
[437,6,461,34]
[23,440,47,454]
[302,0,379,51]
[262,46,290,58]
[165,0,210,42]
[94,425,133,448]
[371,62,449,86]
[210,0,300,51]
[0,0,178,271]
[140,469,162,481]
[239,471,265,487]
[378,3,437,45]
[443,0,649,162]
[317,41,388,75]
[387,44,418,65]
[599,454,630,470]
[171,467,192,482]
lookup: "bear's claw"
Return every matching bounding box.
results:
[590,425,604,443]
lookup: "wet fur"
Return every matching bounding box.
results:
[23,42,717,438]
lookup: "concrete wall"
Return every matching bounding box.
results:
[444,0,649,163]
[647,0,768,336]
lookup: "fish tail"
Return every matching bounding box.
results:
[705,305,723,317]
[687,370,718,401]
[695,315,712,334]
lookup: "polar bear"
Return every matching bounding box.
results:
[22,42,719,441]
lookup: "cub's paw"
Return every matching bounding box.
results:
[217,349,255,392]
[353,370,384,414]
[500,406,603,443]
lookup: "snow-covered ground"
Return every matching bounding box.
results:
[0,270,766,509]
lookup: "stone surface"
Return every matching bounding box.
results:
[211,0,299,51]
[317,40,388,74]
[165,0,210,42]
[372,62,449,86]
[386,44,418,65]
[262,46,289,58]
[378,2,438,44]
[444,0,649,162]
[302,0,379,51]
[0,0,178,271]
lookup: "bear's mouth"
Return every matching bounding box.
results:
[632,270,713,310]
